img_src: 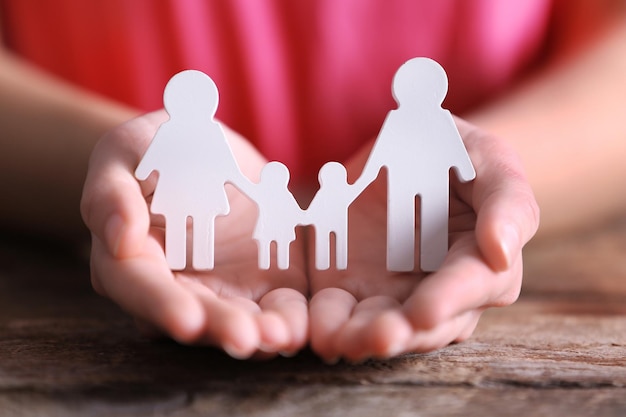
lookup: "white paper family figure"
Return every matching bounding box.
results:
[307,162,364,270]
[356,57,476,271]
[236,161,306,270]
[135,70,249,270]
[135,57,475,272]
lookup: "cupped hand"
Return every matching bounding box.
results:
[81,111,308,359]
[309,117,540,362]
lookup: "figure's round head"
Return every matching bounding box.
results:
[318,161,347,185]
[392,57,448,106]
[261,161,291,186]
[163,70,219,119]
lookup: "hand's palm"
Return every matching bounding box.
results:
[141,189,308,357]
[86,113,308,359]
[307,122,529,362]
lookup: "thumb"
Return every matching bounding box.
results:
[81,115,161,257]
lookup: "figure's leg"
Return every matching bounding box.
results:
[192,215,215,270]
[257,240,271,270]
[387,191,415,271]
[315,228,331,270]
[419,189,449,272]
[165,216,187,270]
[335,222,348,270]
[276,240,291,270]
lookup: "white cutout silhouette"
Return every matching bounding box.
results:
[356,57,476,271]
[135,70,249,270]
[237,161,305,270]
[135,58,475,272]
[307,162,363,270]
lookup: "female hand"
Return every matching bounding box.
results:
[309,117,540,362]
[81,111,308,359]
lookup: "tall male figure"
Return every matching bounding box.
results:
[357,58,476,271]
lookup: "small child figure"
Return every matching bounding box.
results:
[307,162,363,270]
[239,161,305,270]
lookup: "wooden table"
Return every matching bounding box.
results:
[2,220,626,417]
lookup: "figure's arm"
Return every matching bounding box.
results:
[351,117,393,193]
[217,123,266,200]
[350,173,376,200]
[229,173,257,199]
[465,0,626,239]
[344,181,368,204]
[447,113,476,183]
[134,128,164,181]
[0,27,138,240]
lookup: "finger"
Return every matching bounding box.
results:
[255,312,290,353]
[258,288,309,355]
[404,233,523,330]
[226,294,290,353]
[178,278,261,359]
[367,309,414,358]
[457,119,540,271]
[404,309,483,353]
[332,296,409,362]
[89,242,107,297]
[91,236,205,344]
[309,288,357,363]
[80,113,166,258]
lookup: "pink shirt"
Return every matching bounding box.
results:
[1,0,552,182]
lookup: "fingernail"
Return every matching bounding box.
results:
[279,350,298,358]
[223,342,250,360]
[105,214,124,256]
[385,342,404,358]
[500,224,519,269]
